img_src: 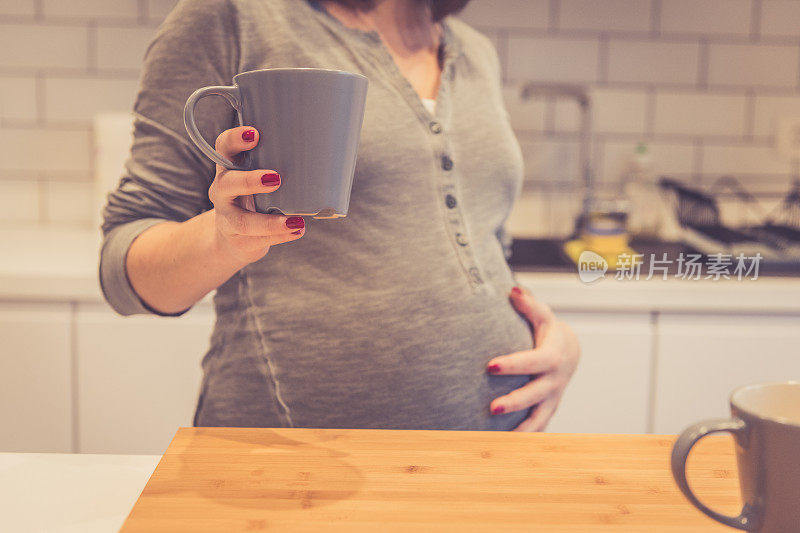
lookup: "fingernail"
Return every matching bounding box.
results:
[286,217,305,230]
[511,286,522,296]
[492,405,505,415]
[487,363,501,374]
[261,172,280,186]
[242,129,255,142]
[291,229,302,235]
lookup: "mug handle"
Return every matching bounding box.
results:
[183,85,246,170]
[671,418,759,531]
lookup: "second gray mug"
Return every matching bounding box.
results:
[184,68,368,218]
[671,381,800,532]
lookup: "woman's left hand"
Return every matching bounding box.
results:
[487,286,581,432]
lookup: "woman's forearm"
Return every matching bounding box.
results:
[126,209,249,315]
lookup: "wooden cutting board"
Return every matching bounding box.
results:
[121,428,741,532]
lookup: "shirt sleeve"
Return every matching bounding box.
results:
[98,0,241,316]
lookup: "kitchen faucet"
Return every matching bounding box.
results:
[518,82,594,234]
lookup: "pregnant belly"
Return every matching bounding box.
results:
[246,290,537,431]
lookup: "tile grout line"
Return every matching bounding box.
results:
[138,0,148,25]
[513,129,778,146]
[33,0,43,22]
[750,0,762,42]
[86,21,98,74]
[35,70,46,127]
[693,137,704,182]
[479,27,788,45]
[544,97,556,136]
[597,33,609,85]
[797,40,800,90]
[744,89,756,141]
[650,0,661,37]
[697,37,709,90]
[645,86,657,138]
[593,136,606,183]
[0,15,155,26]
[548,0,559,34]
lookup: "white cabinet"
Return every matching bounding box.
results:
[653,313,800,434]
[0,302,72,452]
[545,310,653,434]
[5,286,800,454]
[75,303,214,454]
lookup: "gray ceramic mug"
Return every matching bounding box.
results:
[184,68,368,218]
[671,381,800,532]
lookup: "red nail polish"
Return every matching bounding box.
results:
[487,363,501,374]
[511,287,522,296]
[261,172,280,186]
[291,230,302,235]
[492,405,505,415]
[242,129,255,142]
[286,217,305,229]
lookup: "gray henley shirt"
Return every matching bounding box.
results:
[100,0,535,430]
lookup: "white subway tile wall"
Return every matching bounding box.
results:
[659,0,753,36]
[702,144,793,176]
[599,141,696,184]
[96,26,161,71]
[41,0,139,20]
[653,91,747,137]
[753,95,800,138]
[146,0,181,22]
[591,89,648,135]
[458,0,550,30]
[44,77,140,123]
[707,43,800,88]
[759,0,800,38]
[0,128,91,174]
[0,180,39,224]
[0,77,38,121]
[558,0,651,34]
[0,0,797,231]
[606,40,700,85]
[42,180,95,225]
[0,0,35,17]
[506,36,599,83]
[0,24,89,70]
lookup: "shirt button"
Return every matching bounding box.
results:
[441,155,453,171]
[430,121,443,134]
[469,267,483,284]
[445,194,457,209]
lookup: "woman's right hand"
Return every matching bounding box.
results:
[209,126,305,265]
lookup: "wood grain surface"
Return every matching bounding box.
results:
[121,428,742,532]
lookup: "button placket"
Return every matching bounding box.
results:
[437,179,485,290]
[418,29,487,292]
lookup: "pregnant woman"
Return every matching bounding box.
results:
[100,0,580,431]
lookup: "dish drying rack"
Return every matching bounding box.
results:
[659,176,800,260]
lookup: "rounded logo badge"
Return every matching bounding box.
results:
[578,250,608,283]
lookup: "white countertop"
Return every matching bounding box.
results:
[1,226,799,314]
[0,453,159,533]
[514,271,800,314]
[0,227,105,302]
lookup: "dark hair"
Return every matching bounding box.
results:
[323,0,471,22]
